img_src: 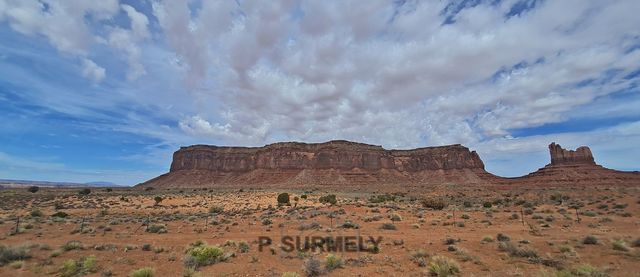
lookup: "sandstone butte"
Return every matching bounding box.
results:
[137,140,640,189]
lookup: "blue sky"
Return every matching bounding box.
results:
[1,0,639,185]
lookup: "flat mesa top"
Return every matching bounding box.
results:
[179,140,467,152]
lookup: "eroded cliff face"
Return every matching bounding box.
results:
[549,142,595,166]
[169,140,485,172]
[141,140,489,188]
[139,140,640,189]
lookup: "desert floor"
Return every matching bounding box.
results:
[0,185,639,276]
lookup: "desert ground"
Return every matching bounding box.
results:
[0,185,639,276]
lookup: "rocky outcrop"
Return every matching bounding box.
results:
[549,142,595,165]
[139,140,490,188]
[503,143,640,187]
[169,140,485,172]
[138,140,640,189]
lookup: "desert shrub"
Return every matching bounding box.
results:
[583,236,598,245]
[78,188,91,196]
[9,260,23,269]
[612,203,627,209]
[105,188,113,192]
[282,272,300,277]
[184,243,225,268]
[612,240,629,252]
[298,222,321,231]
[496,233,510,242]
[59,255,97,277]
[129,267,154,277]
[463,201,472,208]
[30,209,43,217]
[146,224,167,234]
[461,214,470,220]
[261,218,273,225]
[632,238,640,248]
[144,187,154,191]
[325,254,343,271]
[319,194,337,205]
[368,194,396,203]
[390,213,402,221]
[153,196,163,205]
[381,223,396,230]
[208,206,224,214]
[61,241,83,252]
[0,245,31,266]
[498,242,539,261]
[363,214,383,222]
[411,249,429,267]
[303,257,322,276]
[277,193,290,205]
[341,221,359,229]
[50,211,68,218]
[559,245,574,254]
[428,255,460,276]
[571,264,609,277]
[238,241,250,253]
[27,186,39,193]
[142,244,152,251]
[483,202,492,208]
[482,236,494,243]
[421,199,447,210]
[301,194,308,199]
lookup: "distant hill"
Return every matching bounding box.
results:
[0,179,124,188]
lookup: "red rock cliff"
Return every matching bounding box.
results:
[548,142,595,166]
[140,140,490,188]
[169,140,485,172]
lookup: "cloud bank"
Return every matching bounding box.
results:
[1,0,639,184]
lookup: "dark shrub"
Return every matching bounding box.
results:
[27,186,39,193]
[78,188,91,196]
[277,193,290,205]
[421,199,447,210]
[583,236,598,245]
[319,194,337,205]
[51,211,69,218]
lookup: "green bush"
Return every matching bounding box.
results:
[59,255,97,277]
[483,202,492,208]
[78,188,91,196]
[238,241,250,253]
[184,243,226,268]
[319,194,337,205]
[0,245,31,266]
[428,255,460,276]
[30,209,43,217]
[277,193,290,205]
[325,254,343,271]
[612,240,629,252]
[61,241,83,252]
[27,186,39,193]
[146,224,167,234]
[129,267,154,277]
